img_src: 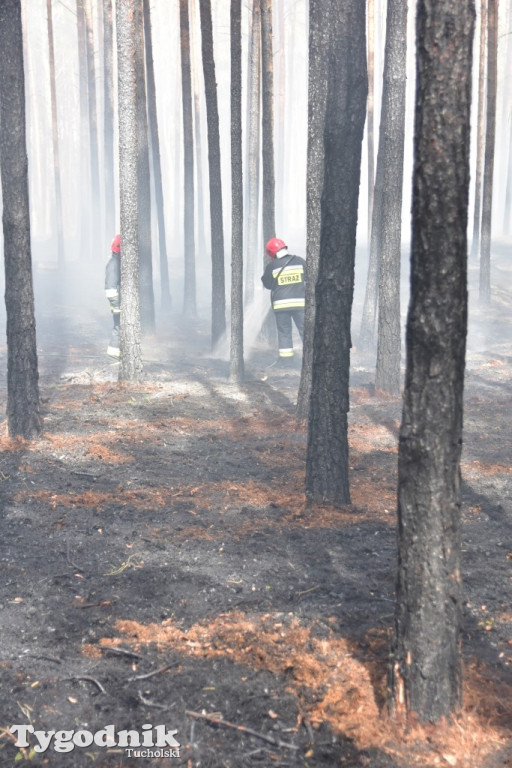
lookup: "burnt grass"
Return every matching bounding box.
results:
[0,296,511,768]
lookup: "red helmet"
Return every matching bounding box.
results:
[265,237,287,259]
[111,234,121,253]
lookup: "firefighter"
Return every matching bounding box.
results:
[105,234,121,358]
[261,237,305,365]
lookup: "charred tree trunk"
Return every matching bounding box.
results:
[116,0,143,381]
[479,0,497,304]
[389,0,474,722]
[0,0,41,438]
[296,0,331,422]
[47,0,65,269]
[374,0,408,396]
[199,0,226,348]
[367,0,375,244]
[180,0,196,317]
[143,0,171,313]
[305,1,367,506]
[230,0,244,383]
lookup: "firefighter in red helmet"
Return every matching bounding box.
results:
[261,238,306,365]
[105,234,121,358]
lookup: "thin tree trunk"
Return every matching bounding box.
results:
[389,0,474,722]
[189,0,208,258]
[305,1,367,506]
[260,0,275,247]
[46,0,65,269]
[135,0,155,333]
[143,0,171,313]
[0,0,41,438]
[116,0,143,382]
[479,0,498,304]
[374,0,408,396]
[470,0,486,261]
[199,0,226,348]
[180,0,196,316]
[296,0,331,422]
[367,0,375,244]
[244,0,261,304]
[103,0,116,242]
[83,0,101,259]
[76,0,92,261]
[230,0,244,383]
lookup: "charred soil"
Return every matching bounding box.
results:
[0,282,511,768]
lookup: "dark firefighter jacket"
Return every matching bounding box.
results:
[105,254,120,313]
[261,254,306,311]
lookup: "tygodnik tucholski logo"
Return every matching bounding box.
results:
[9,723,180,758]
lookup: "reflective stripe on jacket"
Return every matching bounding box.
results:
[261,254,306,312]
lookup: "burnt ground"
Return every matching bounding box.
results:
[0,259,511,768]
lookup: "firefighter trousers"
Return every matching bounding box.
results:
[274,308,304,358]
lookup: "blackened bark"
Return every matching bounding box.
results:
[479,0,497,304]
[389,0,474,721]
[374,0,408,396]
[135,0,155,333]
[0,0,41,438]
[180,0,196,317]
[296,0,331,422]
[230,0,244,383]
[199,0,226,348]
[143,0,171,312]
[305,2,367,506]
[116,0,143,381]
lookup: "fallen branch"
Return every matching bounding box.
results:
[127,662,178,682]
[185,710,298,751]
[137,692,168,710]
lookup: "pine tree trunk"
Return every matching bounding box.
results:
[479,0,497,304]
[296,0,331,422]
[0,0,41,439]
[244,0,261,304]
[143,0,171,313]
[103,0,116,241]
[367,0,375,244]
[199,0,226,348]
[374,0,408,396]
[180,0,196,317]
[260,0,275,247]
[305,1,367,506]
[189,0,208,258]
[47,0,65,269]
[230,0,244,383]
[76,0,92,261]
[135,0,155,333]
[116,0,143,382]
[83,0,101,260]
[389,0,474,722]
[470,0,486,261]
